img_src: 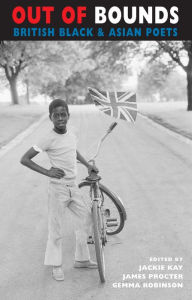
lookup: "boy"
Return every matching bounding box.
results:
[20,99,98,281]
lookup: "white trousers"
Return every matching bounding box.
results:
[44,182,92,266]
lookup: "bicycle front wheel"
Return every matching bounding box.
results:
[79,182,125,235]
[92,200,105,283]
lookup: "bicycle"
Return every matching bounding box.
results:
[78,122,127,283]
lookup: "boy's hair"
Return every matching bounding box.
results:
[49,99,69,115]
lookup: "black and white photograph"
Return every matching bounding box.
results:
[0,39,192,299]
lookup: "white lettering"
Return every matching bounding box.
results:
[124,7,137,24]
[139,7,153,24]
[95,7,106,24]
[155,6,168,23]
[170,6,179,24]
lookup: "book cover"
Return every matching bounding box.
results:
[0,1,191,299]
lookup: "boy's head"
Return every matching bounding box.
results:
[49,99,70,133]
[49,99,69,116]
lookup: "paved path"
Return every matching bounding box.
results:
[0,103,47,148]
[0,106,192,300]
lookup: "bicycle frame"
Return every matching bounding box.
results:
[81,122,120,282]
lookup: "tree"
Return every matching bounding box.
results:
[138,61,171,102]
[63,70,107,102]
[30,41,124,102]
[156,41,192,110]
[82,41,136,92]
[138,61,187,102]
[0,41,34,104]
[0,41,86,104]
[87,41,192,111]
[25,41,90,101]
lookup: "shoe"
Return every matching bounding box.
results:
[74,260,98,269]
[52,266,64,281]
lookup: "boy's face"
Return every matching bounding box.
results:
[50,106,69,133]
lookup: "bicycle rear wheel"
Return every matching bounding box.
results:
[92,200,105,283]
[79,182,125,235]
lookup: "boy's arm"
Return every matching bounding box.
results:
[20,147,65,179]
[76,150,98,173]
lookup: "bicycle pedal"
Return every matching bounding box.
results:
[106,222,118,227]
[87,240,95,244]
[107,218,117,222]
[87,236,95,244]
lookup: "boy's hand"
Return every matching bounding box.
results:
[88,164,99,175]
[47,167,65,179]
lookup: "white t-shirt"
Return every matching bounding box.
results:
[34,129,77,183]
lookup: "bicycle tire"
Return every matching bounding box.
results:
[92,200,105,283]
[79,181,125,235]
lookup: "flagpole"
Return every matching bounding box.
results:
[90,122,118,161]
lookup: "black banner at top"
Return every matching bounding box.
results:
[0,0,191,40]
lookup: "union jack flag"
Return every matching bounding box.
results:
[88,87,137,123]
